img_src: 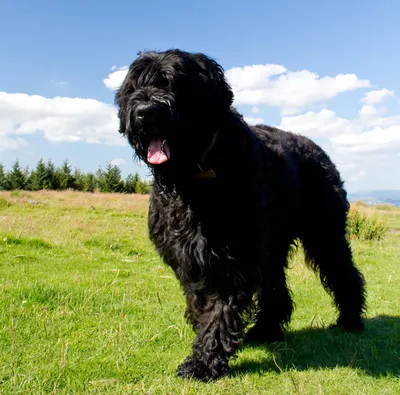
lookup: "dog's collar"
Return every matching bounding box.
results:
[193,129,219,179]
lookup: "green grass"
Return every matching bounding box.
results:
[0,191,399,394]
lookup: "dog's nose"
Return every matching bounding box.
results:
[135,103,159,123]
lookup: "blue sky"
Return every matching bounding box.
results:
[1,0,400,192]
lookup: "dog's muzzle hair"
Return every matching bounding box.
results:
[120,86,175,163]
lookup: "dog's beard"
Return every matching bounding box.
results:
[128,111,219,179]
[128,128,172,169]
[123,98,221,183]
[125,102,175,167]
[128,122,209,188]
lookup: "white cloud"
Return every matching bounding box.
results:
[277,88,400,151]
[357,90,400,130]
[251,106,260,114]
[226,64,288,90]
[0,136,28,152]
[110,158,127,167]
[272,88,400,188]
[103,66,128,91]
[244,116,264,125]
[0,92,125,146]
[104,63,371,116]
[348,170,367,182]
[226,65,371,115]
[331,125,400,153]
[361,88,394,105]
[54,81,68,86]
[279,109,356,138]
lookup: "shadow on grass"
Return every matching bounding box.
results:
[232,315,400,378]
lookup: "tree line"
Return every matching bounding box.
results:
[0,159,152,194]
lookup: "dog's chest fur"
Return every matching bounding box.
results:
[147,180,263,287]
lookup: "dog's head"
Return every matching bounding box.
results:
[115,49,234,175]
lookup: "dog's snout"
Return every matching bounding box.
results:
[135,103,159,123]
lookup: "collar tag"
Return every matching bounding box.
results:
[193,168,217,179]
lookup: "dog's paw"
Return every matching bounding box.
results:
[245,325,285,344]
[176,357,228,381]
[331,317,364,332]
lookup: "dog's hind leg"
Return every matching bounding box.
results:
[300,206,366,331]
[245,247,294,344]
[177,289,250,381]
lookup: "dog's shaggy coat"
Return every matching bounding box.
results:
[115,49,366,380]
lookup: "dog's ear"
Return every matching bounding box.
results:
[189,53,234,113]
[114,51,159,136]
[114,90,127,135]
[115,73,135,136]
[117,106,128,135]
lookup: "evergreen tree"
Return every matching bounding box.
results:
[22,166,31,190]
[99,163,124,193]
[2,157,151,194]
[26,169,36,191]
[44,159,57,190]
[140,179,152,194]
[95,167,104,191]
[6,159,27,190]
[54,159,75,190]
[133,172,141,193]
[73,168,86,191]
[124,173,137,193]
[131,173,152,194]
[0,163,10,190]
[30,158,47,190]
[82,172,97,192]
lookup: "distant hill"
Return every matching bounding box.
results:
[348,190,400,207]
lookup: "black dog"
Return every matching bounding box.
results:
[115,49,366,381]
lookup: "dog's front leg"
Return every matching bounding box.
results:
[177,294,244,381]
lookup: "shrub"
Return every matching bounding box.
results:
[374,204,398,211]
[0,198,10,210]
[347,208,388,241]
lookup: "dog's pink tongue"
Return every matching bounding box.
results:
[147,138,170,164]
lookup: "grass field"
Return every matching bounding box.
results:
[0,191,399,394]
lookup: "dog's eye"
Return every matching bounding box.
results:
[153,97,170,106]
